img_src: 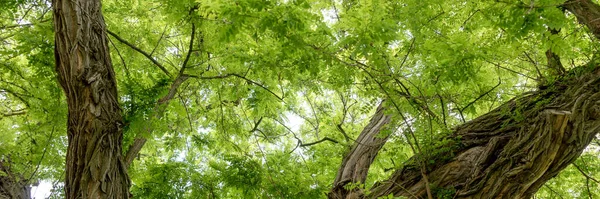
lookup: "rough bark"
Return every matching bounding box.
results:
[329,0,600,198]
[329,103,392,199]
[0,160,31,199]
[368,66,600,198]
[331,59,600,199]
[52,0,130,198]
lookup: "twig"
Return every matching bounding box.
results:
[460,78,502,114]
[573,163,600,184]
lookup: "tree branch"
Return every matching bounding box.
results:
[124,23,198,168]
[573,163,600,184]
[189,73,284,101]
[329,103,392,198]
[300,137,339,147]
[106,30,173,78]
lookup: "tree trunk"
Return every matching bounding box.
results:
[367,67,600,198]
[329,0,600,198]
[52,0,130,198]
[0,159,31,199]
[329,103,392,199]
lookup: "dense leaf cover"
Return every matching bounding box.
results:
[0,0,599,198]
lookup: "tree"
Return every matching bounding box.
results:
[52,0,129,198]
[330,1,600,198]
[2,0,600,198]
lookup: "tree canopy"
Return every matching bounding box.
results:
[1,0,599,198]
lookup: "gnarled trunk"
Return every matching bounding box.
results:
[368,66,600,198]
[52,0,130,198]
[329,0,600,198]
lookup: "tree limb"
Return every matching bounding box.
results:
[329,103,392,198]
[300,137,339,147]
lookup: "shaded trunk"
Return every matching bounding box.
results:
[329,0,600,198]
[52,0,130,198]
[0,160,31,199]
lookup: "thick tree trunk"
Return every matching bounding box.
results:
[329,0,600,198]
[52,0,130,198]
[0,160,31,199]
[331,59,600,199]
[367,66,600,198]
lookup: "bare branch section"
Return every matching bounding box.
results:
[123,73,189,167]
[329,103,392,199]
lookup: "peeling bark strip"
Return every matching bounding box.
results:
[329,103,392,199]
[52,0,130,198]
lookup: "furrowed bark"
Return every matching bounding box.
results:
[52,0,130,198]
[368,63,600,198]
[326,1,600,198]
[0,160,31,199]
[329,103,392,199]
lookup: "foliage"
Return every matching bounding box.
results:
[1,0,599,198]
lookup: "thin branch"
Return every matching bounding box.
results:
[573,163,600,184]
[484,59,537,80]
[0,18,50,30]
[1,109,26,117]
[106,30,173,78]
[248,117,263,133]
[189,73,284,101]
[150,25,169,56]
[27,125,55,183]
[460,79,502,114]
[543,184,565,199]
[300,137,339,147]
[523,51,544,79]
[461,9,480,28]
[180,23,196,73]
